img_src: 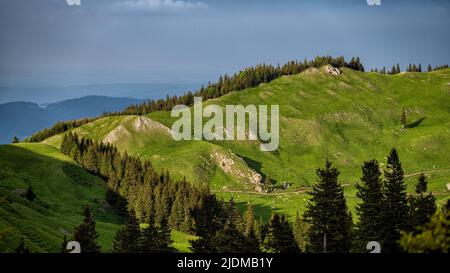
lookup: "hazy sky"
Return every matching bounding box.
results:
[0,0,449,87]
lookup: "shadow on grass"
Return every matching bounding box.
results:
[237,154,278,185]
[406,117,425,129]
[234,200,281,222]
[0,144,124,225]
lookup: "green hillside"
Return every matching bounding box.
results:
[43,66,450,220]
[0,143,194,253]
[0,143,123,252]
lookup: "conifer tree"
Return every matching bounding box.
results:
[189,190,220,253]
[25,185,36,201]
[427,64,433,72]
[153,184,165,226]
[12,136,19,144]
[82,145,99,173]
[400,207,449,253]
[304,161,352,253]
[263,214,299,253]
[354,160,384,251]
[382,148,408,253]
[169,188,184,230]
[70,145,81,163]
[255,216,263,244]
[181,201,193,233]
[139,215,159,253]
[244,204,255,237]
[61,235,69,253]
[390,65,396,74]
[210,214,249,253]
[154,214,174,253]
[293,211,308,252]
[225,198,244,232]
[15,237,31,253]
[409,174,436,231]
[112,210,141,253]
[243,204,260,253]
[73,205,102,253]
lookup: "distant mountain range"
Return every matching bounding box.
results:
[0,95,145,144]
[0,83,202,105]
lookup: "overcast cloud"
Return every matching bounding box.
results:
[0,0,449,88]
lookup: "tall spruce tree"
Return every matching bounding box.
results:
[263,214,299,253]
[169,188,185,230]
[139,214,159,253]
[255,216,263,245]
[293,211,308,252]
[304,161,352,253]
[382,148,408,253]
[112,210,141,253]
[354,160,384,252]
[243,204,260,253]
[206,198,249,253]
[73,205,102,253]
[154,214,174,253]
[82,145,99,173]
[409,174,437,232]
[225,198,243,232]
[140,213,174,253]
[210,214,249,253]
[189,190,220,253]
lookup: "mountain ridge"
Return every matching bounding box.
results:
[0,95,146,144]
[41,67,450,219]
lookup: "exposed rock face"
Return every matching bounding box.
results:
[102,124,131,144]
[304,67,319,74]
[324,64,341,75]
[210,150,263,192]
[303,65,341,75]
[133,116,170,134]
[102,116,170,144]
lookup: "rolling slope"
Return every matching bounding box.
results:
[41,66,450,220]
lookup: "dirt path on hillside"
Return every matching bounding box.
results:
[404,168,450,177]
[217,167,450,196]
[218,183,351,196]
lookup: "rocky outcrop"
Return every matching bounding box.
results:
[303,65,341,75]
[102,116,170,144]
[102,124,131,144]
[210,150,263,192]
[133,116,170,134]
[323,64,341,75]
[304,67,319,74]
